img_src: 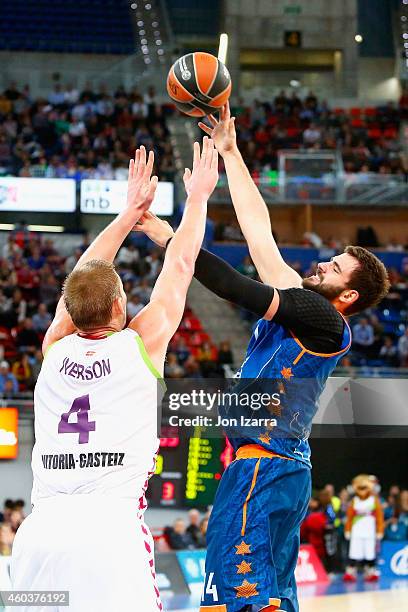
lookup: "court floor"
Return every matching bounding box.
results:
[165,576,408,611]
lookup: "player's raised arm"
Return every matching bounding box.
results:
[199,103,302,289]
[42,147,158,355]
[128,137,218,374]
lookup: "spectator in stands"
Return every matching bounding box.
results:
[195,517,209,549]
[126,294,144,319]
[16,318,41,354]
[300,496,327,561]
[398,328,408,367]
[65,249,82,275]
[0,523,14,556]
[39,274,60,310]
[0,500,13,524]
[131,278,152,305]
[186,509,202,547]
[29,349,44,384]
[236,255,257,279]
[32,303,52,333]
[0,361,19,394]
[117,242,140,268]
[165,519,195,550]
[183,355,204,379]
[352,317,375,359]
[379,336,399,367]
[27,246,45,270]
[217,340,234,368]
[196,342,218,377]
[11,352,32,389]
[164,353,184,379]
[173,337,190,364]
[2,379,17,398]
[384,491,408,541]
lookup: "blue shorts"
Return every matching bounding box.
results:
[200,451,311,612]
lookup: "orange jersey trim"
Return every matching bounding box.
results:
[236,444,293,461]
[289,313,352,359]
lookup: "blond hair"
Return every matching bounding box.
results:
[63,260,121,331]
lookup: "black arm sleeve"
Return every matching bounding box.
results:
[194,249,274,317]
[275,288,345,353]
[194,250,345,354]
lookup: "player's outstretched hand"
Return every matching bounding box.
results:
[126,146,158,222]
[134,211,174,247]
[183,136,218,201]
[198,102,237,157]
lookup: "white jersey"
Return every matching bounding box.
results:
[31,328,161,509]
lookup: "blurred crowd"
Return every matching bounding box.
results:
[0,227,234,396]
[300,482,408,575]
[161,508,209,551]
[0,82,176,181]
[229,92,406,177]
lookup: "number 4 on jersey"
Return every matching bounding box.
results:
[58,394,96,444]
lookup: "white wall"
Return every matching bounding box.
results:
[358,58,401,103]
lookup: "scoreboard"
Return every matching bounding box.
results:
[147,427,234,509]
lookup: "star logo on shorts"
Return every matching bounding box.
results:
[281,366,293,380]
[236,560,252,574]
[235,541,251,555]
[234,579,259,598]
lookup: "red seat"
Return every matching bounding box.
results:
[287,127,301,138]
[364,107,377,117]
[351,118,365,128]
[383,127,397,139]
[367,128,382,139]
[350,107,362,117]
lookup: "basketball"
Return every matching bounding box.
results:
[167,52,232,117]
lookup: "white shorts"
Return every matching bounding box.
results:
[9,495,162,612]
[349,536,376,561]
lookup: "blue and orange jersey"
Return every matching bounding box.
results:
[219,315,351,468]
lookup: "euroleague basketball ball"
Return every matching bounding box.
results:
[167,52,231,117]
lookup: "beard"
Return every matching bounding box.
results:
[302,274,343,301]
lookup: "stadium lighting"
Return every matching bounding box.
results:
[0,224,64,232]
[290,79,301,88]
[404,33,408,38]
[355,34,363,43]
[27,225,65,233]
[130,3,137,9]
[218,33,229,64]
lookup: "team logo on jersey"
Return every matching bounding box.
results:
[86,351,95,357]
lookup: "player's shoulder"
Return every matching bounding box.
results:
[280,287,343,319]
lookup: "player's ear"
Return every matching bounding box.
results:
[112,295,125,318]
[339,288,359,307]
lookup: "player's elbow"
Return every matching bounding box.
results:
[173,254,195,279]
